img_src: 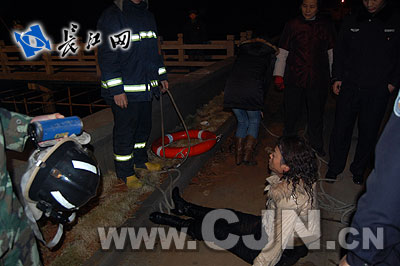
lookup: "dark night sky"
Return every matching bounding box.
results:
[1,0,356,44]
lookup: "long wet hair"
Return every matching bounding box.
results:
[276,135,318,204]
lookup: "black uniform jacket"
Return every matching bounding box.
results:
[333,5,400,91]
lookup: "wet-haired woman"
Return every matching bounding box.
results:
[150,135,320,266]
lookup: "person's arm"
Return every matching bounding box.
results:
[253,199,299,266]
[328,49,333,77]
[346,113,400,265]
[388,27,400,92]
[332,16,350,94]
[97,9,127,107]
[0,109,63,152]
[157,37,168,93]
[273,22,292,90]
[151,13,168,93]
[326,19,336,78]
[0,108,32,152]
[273,48,289,78]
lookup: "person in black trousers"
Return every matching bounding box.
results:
[327,0,400,185]
[273,0,336,157]
[97,0,169,188]
[150,136,320,266]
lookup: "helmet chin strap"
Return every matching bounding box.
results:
[22,193,77,248]
[45,213,76,249]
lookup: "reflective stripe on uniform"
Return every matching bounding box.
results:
[131,34,141,42]
[140,31,157,39]
[134,142,146,149]
[158,67,167,75]
[102,77,123,89]
[114,153,133,162]
[131,31,157,42]
[150,80,158,87]
[124,84,147,92]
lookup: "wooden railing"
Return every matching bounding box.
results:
[0,31,253,82]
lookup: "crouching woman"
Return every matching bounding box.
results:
[150,135,320,265]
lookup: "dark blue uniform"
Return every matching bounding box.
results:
[97,0,167,180]
[346,91,400,265]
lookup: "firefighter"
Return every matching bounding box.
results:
[97,0,168,189]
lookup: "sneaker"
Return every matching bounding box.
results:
[136,162,161,171]
[126,175,143,189]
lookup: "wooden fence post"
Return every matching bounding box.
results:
[177,33,184,63]
[0,40,10,74]
[43,52,54,74]
[240,32,247,43]
[226,35,235,57]
[246,30,253,40]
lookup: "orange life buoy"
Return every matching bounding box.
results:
[151,130,217,158]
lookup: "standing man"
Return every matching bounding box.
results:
[273,0,336,157]
[327,0,400,184]
[0,108,63,265]
[97,0,168,189]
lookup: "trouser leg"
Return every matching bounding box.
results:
[328,88,359,175]
[132,101,152,166]
[191,209,266,264]
[232,108,249,138]
[284,86,305,136]
[246,110,261,139]
[350,90,389,176]
[305,85,329,151]
[111,103,137,180]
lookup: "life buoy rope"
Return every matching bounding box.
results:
[152,129,217,158]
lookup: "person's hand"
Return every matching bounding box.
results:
[114,93,128,108]
[333,81,342,95]
[160,80,169,93]
[31,113,64,123]
[339,255,350,266]
[274,76,284,90]
[388,84,396,93]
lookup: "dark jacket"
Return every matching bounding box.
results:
[279,15,336,89]
[346,104,400,265]
[223,41,275,111]
[97,0,167,103]
[333,4,400,91]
